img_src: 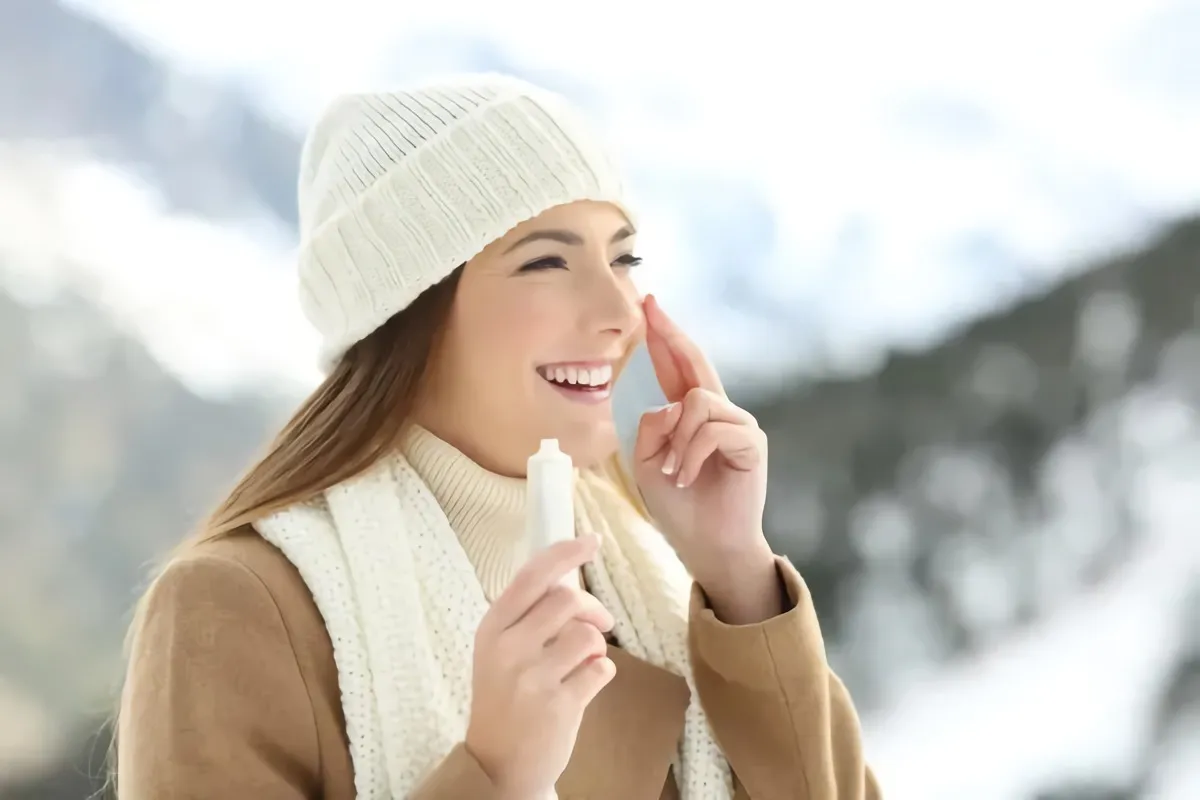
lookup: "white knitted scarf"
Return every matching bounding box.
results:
[254,451,734,799]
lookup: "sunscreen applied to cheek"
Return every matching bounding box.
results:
[526,439,577,586]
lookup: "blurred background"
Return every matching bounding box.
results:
[2,0,1199,797]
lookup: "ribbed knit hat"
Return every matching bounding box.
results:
[296,73,634,372]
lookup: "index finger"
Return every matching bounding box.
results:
[644,294,724,396]
[486,534,600,634]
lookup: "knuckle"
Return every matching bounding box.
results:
[684,386,710,407]
[562,619,591,644]
[678,393,712,430]
[559,618,585,638]
[540,584,564,606]
[514,667,543,698]
[584,626,606,653]
[491,638,521,672]
[566,586,593,611]
[580,592,606,618]
[551,584,578,604]
[545,585,576,614]
[566,620,605,653]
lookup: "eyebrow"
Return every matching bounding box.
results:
[503,224,636,254]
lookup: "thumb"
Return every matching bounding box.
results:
[634,403,682,465]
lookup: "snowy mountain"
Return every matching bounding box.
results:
[8,0,1200,396]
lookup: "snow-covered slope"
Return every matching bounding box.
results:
[866,415,1200,797]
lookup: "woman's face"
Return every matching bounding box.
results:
[415,200,644,476]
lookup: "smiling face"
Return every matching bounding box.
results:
[413,200,645,476]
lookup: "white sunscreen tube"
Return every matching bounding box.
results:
[526,439,576,586]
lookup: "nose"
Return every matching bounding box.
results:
[580,266,641,338]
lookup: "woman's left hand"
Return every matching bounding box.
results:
[632,295,783,623]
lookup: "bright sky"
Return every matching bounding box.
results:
[28,0,1200,397]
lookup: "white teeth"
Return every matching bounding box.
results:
[539,364,614,387]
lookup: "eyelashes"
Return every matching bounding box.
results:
[518,254,644,273]
[517,256,565,272]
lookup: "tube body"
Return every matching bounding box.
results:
[526,439,576,587]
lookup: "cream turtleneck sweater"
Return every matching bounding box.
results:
[402,424,591,601]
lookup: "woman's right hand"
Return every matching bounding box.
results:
[464,534,616,798]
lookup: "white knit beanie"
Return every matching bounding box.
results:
[296,73,635,371]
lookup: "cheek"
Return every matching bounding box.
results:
[456,285,571,369]
[619,274,645,334]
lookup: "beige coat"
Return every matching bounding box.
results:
[117,531,881,799]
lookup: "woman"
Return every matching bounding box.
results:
[116,74,881,799]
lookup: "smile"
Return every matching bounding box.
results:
[536,361,615,404]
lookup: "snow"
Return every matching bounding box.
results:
[864,400,1200,799]
[0,146,320,396]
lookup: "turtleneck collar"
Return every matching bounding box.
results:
[402,425,585,601]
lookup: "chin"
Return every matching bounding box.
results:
[546,418,620,469]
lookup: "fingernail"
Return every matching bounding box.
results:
[661,450,677,475]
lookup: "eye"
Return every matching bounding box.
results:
[518,256,568,272]
[613,254,643,269]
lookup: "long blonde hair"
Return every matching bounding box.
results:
[200,267,462,541]
[108,262,646,793]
